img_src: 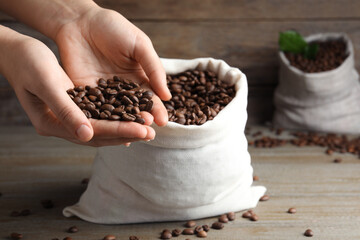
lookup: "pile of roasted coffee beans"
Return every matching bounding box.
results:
[285,39,348,73]
[67,76,154,124]
[248,129,360,158]
[163,70,236,125]
[160,212,235,239]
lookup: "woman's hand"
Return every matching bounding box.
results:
[0,26,157,147]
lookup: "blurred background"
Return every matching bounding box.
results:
[0,0,359,125]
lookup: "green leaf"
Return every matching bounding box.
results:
[303,43,319,60]
[279,30,307,54]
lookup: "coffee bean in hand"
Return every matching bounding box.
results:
[67,76,152,124]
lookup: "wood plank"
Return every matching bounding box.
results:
[134,20,360,85]
[0,126,359,239]
[95,0,360,20]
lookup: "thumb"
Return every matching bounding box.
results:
[43,88,94,142]
[134,35,172,101]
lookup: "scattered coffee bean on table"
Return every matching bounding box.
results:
[218,214,229,223]
[20,209,31,216]
[304,229,314,237]
[202,224,210,232]
[288,207,297,214]
[67,76,152,123]
[253,175,259,181]
[63,237,72,240]
[103,235,116,240]
[194,226,203,234]
[227,212,236,221]
[197,230,207,238]
[172,229,181,237]
[163,70,236,125]
[333,158,342,163]
[68,226,78,233]
[211,222,224,230]
[182,228,194,235]
[129,236,139,240]
[10,233,22,240]
[0,192,2,197]
[185,220,196,228]
[260,194,270,201]
[242,211,252,219]
[160,230,172,239]
[285,39,348,73]
[250,214,259,221]
[41,199,54,209]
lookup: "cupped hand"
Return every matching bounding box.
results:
[53,7,171,145]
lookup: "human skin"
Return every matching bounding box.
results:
[0,0,171,146]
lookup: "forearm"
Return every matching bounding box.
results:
[0,0,98,40]
[0,25,27,79]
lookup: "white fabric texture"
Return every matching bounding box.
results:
[274,33,360,134]
[63,58,266,224]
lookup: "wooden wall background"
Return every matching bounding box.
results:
[1,0,360,125]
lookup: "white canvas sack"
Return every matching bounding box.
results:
[274,33,360,134]
[63,58,266,224]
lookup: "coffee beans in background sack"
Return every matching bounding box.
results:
[285,40,347,73]
[163,70,236,125]
[67,76,152,124]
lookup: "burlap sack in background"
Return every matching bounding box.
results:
[274,33,360,134]
[63,58,266,224]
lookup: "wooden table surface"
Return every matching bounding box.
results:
[0,126,359,240]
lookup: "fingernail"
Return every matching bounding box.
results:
[76,124,92,142]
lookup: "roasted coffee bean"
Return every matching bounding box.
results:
[63,237,72,240]
[134,117,145,124]
[100,112,109,119]
[333,158,342,163]
[182,228,194,235]
[250,214,259,221]
[185,220,196,228]
[197,230,207,238]
[88,87,101,96]
[142,91,153,99]
[83,110,92,118]
[202,225,210,232]
[288,207,297,214]
[304,229,314,237]
[122,113,136,121]
[253,175,259,181]
[242,211,252,218]
[194,226,203,234]
[103,235,116,240]
[100,104,115,112]
[129,236,139,240]
[145,100,153,112]
[218,214,229,223]
[172,229,181,237]
[211,222,224,230]
[161,230,172,239]
[260,195,270,201]
[227,212,236,221]
[10,233,22,240]
[20,209,31,216]
[52,238,60,240]
[109,115,121,121]
[41,199,54,209]
[0,192,2,197]
[68,226,78,233]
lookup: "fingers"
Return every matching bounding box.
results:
[134,35,171,101]
[151,95,168,126]
[89,119,155,139]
